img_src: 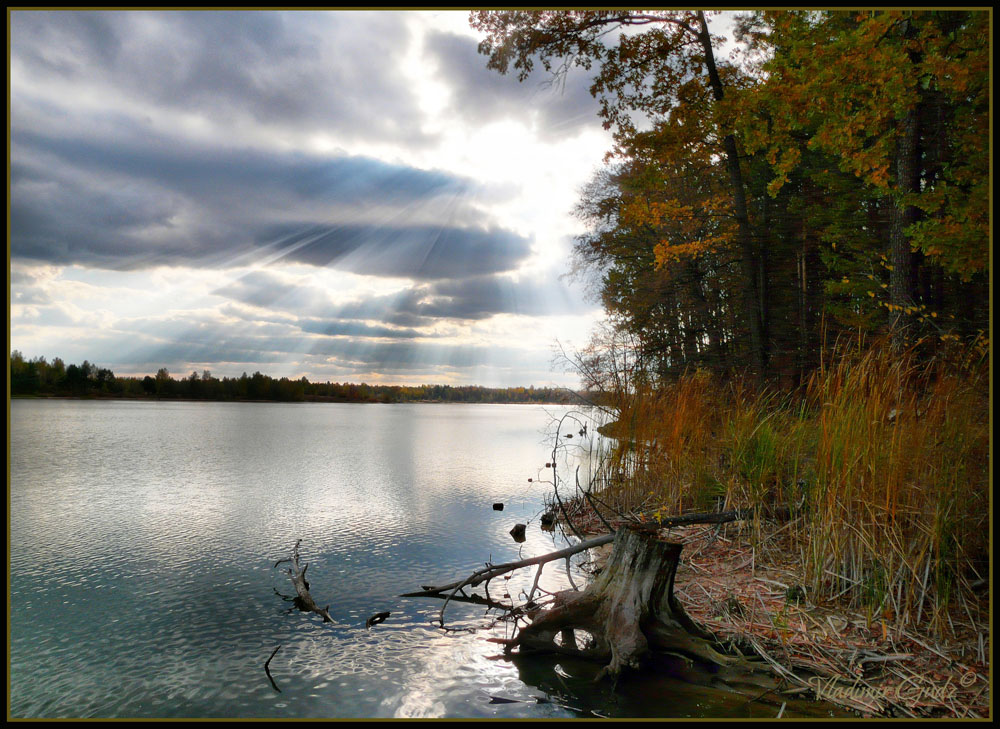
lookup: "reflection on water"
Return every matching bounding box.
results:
[10,400,838,718]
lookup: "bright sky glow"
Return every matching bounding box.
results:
[9,9,626,387]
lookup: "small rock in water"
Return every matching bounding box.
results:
[493,503,504,511]
[540,511,556,527]
[509,523,527,543]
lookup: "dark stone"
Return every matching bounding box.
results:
[493,503,504,511]
[540,511,556,527]
[509,523,527,542]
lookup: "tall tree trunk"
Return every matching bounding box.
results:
[888,106,920,337]
[919,86,948,318]
[697,11,767,380]
[797,236,809,388]
[888,21,924,345]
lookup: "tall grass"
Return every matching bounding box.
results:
[593,368,725,516]
[589,334,989,635]
[802,337,989,632]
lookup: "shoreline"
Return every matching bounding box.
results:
[9,394,575,406]
[558,502,990,719]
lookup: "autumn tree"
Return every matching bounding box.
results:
[573,121,744,378]
[735,10,990,343]
[472,9,770,377]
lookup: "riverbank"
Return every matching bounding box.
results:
[546,336,990,717]
[561,501,990,719]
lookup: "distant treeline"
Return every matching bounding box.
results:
[8,352,576,404]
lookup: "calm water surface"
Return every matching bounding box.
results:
[10,400,827,718]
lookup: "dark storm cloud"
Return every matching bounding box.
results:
[212,275,430,339]
[426,30,602,137]
[13,127,461,208]
[303,337,554,376]
[369,273,587,323]
[10,125,531,277]
[10,10,426,144]
[296,319,426,340]
[11,11,534,277]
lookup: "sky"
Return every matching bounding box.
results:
[8,10,736,388]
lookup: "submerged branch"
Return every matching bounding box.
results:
[279,540,334,623]
[264,645,282,693]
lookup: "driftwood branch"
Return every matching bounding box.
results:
[405,505,787,630]
[278,540,333,623]
[264,645,281,692]
[401,533,615,600]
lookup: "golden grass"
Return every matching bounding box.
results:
[589,334,989,636]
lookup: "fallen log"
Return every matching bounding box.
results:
[401,534,615,598]
[403,505,783,628]
[613,505,794,530]
[274,540,333,623]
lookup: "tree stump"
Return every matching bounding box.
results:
[501,526,741,681]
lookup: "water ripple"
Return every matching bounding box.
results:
[11,401,777,719]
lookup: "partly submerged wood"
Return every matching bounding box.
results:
[275,540,333,623]
[405,508,803,686]
[402,507,779,604]
[492,526,750,681]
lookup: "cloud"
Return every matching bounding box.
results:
[12,12,536,278]
[8,11,605,388]
[11,126,531,277]
[10,10,428,145]
[425,29,602,138]
[260,223,533,279]
[415,273,583,320]
[214,268,590,329]
[296,318,427,340]
[54,311,552,378]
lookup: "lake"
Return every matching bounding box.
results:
[9,399,830,718]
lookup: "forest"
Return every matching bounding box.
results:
[7,351,574,404]
[471,10,988,384]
